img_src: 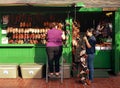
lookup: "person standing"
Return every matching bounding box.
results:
[46,22,65,77]
[83,28,96,82]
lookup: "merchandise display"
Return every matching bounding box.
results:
[0,14,68,44]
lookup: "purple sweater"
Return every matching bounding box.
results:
[46,28,63,47]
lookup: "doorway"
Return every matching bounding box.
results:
[72,11,114,70]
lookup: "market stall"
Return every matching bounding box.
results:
[71,7,119,77]
[0,6,73,64]
[0,1,120,76]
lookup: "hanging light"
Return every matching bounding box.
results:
[106,12,113,17]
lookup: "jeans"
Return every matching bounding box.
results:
[87,54,95,81]
[46,46,62,73]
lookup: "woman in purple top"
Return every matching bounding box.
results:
[46,23,65,76]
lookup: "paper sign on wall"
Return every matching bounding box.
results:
[2,37,8,44]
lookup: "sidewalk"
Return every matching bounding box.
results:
[0,75,120,88]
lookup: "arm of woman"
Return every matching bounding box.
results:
[83,36,91,48]
[61,31,66,40]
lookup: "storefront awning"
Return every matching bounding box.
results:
[0,1,85,7]
[0,0,119,8]
[0,2,85,13]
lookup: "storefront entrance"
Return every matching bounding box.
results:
[72,11,114,70]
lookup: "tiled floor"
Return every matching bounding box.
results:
[0,76,120,88]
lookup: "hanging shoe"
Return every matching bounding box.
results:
[86,79,91,85]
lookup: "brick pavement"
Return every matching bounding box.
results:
[0,75,120,88]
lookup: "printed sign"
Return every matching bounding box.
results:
[2,37,8,44]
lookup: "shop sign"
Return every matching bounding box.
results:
[103,7,118,11]
[2,30,7,34]
[2,37,8,44]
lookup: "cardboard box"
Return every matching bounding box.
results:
[61,64,71,78]
[20,63,43,78]
[0,64,18,78]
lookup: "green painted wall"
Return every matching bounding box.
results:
[114,11,120,74]
[0,45,72,64]
[79,8,102,12]
[94,50,112,68]
[0,46,34,63]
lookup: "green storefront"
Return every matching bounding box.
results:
[0,3,120,76]
[0,6,73,65]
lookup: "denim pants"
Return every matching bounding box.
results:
[46,46,62,73]
[87,54,95,81]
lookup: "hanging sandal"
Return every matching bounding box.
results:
[86,79,91,85]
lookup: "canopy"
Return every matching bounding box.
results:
[0,0,119,8]
[0,0,85,7]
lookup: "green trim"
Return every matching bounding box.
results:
[118,8,120,11]
[0,44,34,47]
[79,8,102,12]
[114,11,120,74]
[76,2,85,7]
